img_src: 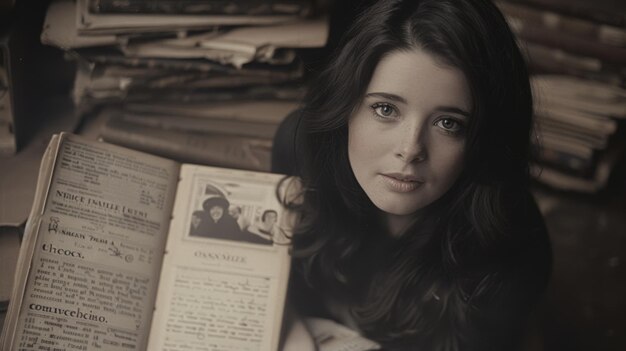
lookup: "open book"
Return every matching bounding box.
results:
[0,133,298,351]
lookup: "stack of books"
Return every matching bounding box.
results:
[41,0,328,171]
[497,0,626,193]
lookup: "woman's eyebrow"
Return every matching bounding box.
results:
[436,106,471,118]
[365,92,407,104]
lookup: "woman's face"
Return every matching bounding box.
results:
[348,49,470,229]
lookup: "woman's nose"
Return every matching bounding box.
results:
[394,125,427,163]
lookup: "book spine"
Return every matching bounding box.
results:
[102,116,272,171]
[506,0,625,28]
[121,113,280,139]
[88,0,312,16]
[0,67,16,155]
[498,1,626,46]
[522,42,626,87]
[538,147,596,175]
[125,84,307,103]
[512,22,626,65]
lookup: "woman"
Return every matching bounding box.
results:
[275,0,552,350]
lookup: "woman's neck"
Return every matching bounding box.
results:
[384,213,417,237]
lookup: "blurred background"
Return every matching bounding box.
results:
[0,0,625,350]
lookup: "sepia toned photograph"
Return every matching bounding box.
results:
[2,0,626,350]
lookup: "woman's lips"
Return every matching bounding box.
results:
[381,173,424,193]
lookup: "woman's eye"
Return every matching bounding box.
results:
[370,103,398,119]
[434,117,464,134]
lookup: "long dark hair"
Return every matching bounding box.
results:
[289,0,549,349]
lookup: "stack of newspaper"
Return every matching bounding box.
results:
[41,0,328,171]
[496,0,626,193]
[531,76,626,193]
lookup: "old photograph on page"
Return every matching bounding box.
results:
[6,134,179,350]
[148,165,294,351]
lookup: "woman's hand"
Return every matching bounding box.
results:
[281,305,316,351]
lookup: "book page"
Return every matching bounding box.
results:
[148,165,295,351]
[1,134,61,344]
[8,134,179,350]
